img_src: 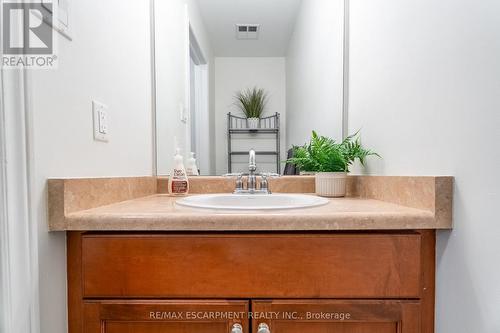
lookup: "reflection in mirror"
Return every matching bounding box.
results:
[155,0,345,176]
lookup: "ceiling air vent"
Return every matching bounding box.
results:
[236,24,260,40]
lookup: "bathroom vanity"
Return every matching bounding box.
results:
[49,176,453,333]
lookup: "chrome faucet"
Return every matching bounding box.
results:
[247,149,257,192]
[224,149,280,194]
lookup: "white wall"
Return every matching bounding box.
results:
[214,57,286,175]
[285,0,344,148]
[155,0,215,175]
[348,0,500,332]
[29,1,153,332]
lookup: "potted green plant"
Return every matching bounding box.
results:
[286,131,379,197]
[234,87,268,129]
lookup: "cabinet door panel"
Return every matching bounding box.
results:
[105,322,227,333]
[83,300,249,333]
[251,300,420,333]
[276,322,396,333]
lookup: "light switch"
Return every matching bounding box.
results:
[98,109,107,134]
[92,100,109,142]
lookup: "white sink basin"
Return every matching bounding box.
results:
[176,193,329,211]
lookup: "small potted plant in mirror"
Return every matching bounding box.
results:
[286,131,379,197]
[234,87,268,129]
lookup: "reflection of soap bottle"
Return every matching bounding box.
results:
[186,152,199,176]
[168,148,189,196]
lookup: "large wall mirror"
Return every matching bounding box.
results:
[154,0,346,176]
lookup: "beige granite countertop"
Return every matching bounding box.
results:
[62,194,437,231]
[48,176,453,231]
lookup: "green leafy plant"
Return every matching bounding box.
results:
[234,87,268,118]
[286,131,379,173]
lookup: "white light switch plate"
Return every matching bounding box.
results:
[92,101,109,142]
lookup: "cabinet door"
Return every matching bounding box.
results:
[251,300,420,333]
[83,300,249,333]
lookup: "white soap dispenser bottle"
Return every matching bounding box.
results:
[186,152,199,176]
[168,148,189,196]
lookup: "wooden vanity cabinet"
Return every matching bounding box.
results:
[68,231,435,333]
[82,300,249,333]
[251,300,421,333]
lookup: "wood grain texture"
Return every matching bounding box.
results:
[67,231,436,333]
[420,230,436,333]
[272,321,397,333]
[81,233,422,298]
[251,300,420,333]
[67,232,84,333]
[83,300,249,333]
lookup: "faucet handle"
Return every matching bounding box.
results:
[223,173,244,192]
[259,173,279,194]
[260,175,269,193]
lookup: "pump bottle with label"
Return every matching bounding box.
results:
[168,148,189,196]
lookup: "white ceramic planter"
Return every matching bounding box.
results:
[315,172,347,197]
[247,117,259,129]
